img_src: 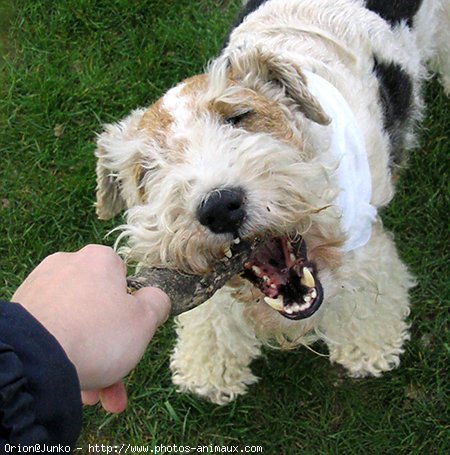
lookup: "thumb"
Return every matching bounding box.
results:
[133,286,171,328]
[99,381,128,414]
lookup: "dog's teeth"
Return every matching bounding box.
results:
[224,247,233,258]
[299,301,312,311]
[291,303,301,312]
[233,237,241,244]
[270,284,277,289]
[264,296,284,311]
[252,265,262,275]
[290,253,296,262]
[301,267,315,288]
[284,306,294,315]
[304,295,311,304]
[311,288,317,299]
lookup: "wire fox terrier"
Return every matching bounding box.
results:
[95,0,450,404]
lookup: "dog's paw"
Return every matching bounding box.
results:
[170,352,260,405]
[328,329,410,378]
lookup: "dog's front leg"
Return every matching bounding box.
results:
[170,286,262,404]
[318,222,415,377]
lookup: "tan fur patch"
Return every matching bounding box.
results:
[131,163,146,202]
[180,74,209,97]
[209,85,303,148]
[139,98,174,145]
[138,94,189,164]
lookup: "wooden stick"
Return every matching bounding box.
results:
[127,238,260,315]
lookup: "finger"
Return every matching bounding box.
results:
[99,381,128,414]
[81,389,100,406]
[133,287,171,327]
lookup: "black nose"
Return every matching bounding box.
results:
[197,187,246,235]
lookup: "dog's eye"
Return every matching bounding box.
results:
[225,110,253,126]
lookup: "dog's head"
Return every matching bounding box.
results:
[95,48,343,321]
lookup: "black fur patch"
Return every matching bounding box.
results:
[222,0,270,48]
[374,59,414,166]
[365,0,423,27]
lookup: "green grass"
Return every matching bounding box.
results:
[1,1,449,453]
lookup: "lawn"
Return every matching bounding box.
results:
[1,1,449,453]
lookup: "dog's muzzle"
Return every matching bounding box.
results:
[196,188,323,320]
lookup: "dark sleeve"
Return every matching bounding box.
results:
[0,300,82,449]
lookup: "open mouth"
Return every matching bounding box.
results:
[242,236,323,320]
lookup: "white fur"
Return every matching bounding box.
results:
[162,83,192,136]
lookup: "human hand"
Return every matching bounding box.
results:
[12,244,171,413]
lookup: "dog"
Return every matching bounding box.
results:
[94,0,450,404]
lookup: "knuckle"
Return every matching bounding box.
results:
[43,251,67,264]
[79,244,124,269]
[80,244,113,258]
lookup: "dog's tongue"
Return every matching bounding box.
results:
[242,236,324,320]
[243,237,290,297]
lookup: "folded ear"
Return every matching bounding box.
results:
[95,109,147,220]
[224,47,331,125]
